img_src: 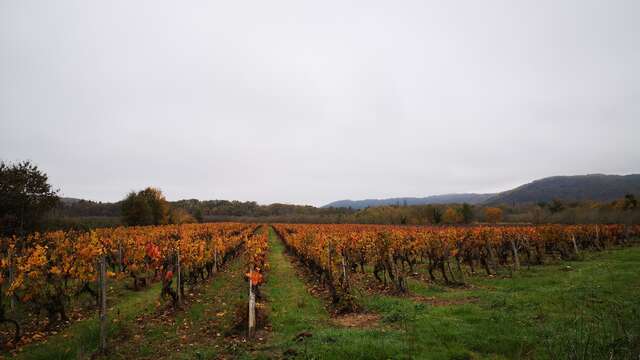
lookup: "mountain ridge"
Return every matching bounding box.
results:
[324,174,640,209]
[484,173,640,205]
[323,193,495,209]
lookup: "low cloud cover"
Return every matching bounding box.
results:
[1,0,639,206]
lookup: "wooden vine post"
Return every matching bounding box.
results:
[327,242,333,283]
[486,243,497,275]
[8,247,15,311]
[571,234,579,255]
[98,254,107,354]
[510,237,520,271]
[341,254,349,289]
[248,267,256,338]
[214,249,218,273]
[455,255,466,284]
[176,248,182,306]
[118,244,123,273]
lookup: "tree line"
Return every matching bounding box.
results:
[0,161,197,236]
[2,160,639,236]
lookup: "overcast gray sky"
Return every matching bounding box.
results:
[1,1,639,206]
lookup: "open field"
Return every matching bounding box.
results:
[1,224,639,359]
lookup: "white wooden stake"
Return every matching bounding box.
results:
[248,268,256,338]
[510,238,520,271]
[571,235,579,255]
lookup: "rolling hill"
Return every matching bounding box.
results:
[324,174,640,208]
[484,174,640,205]
[323,194,496,209]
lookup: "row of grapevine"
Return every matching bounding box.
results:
[244,228,268,337]
[273,224,640,311]
[0,222,258,348]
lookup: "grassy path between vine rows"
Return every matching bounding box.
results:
[258,227,406,359]
[9,251,251,360]
[108,252,252,360]
[9,281,162,360]
[262,228,640,359]
[10,231,640,359]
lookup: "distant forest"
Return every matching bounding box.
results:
[44,194,640,231]
[29,173,639,230]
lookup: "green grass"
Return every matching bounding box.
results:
[361,248,640,359]
[10,251,250,360]
[262,229,640,359]
[108,254,250,360]
[11,282,162,360]
[12,232,640,359]
[262,228,330,338]
[261,227,415,359]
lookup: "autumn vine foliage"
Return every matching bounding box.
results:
[273,223,640,309]
[245,228,268,293]
[0,222,257,344]
[244,228,269,337]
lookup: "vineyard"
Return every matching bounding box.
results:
[0,223,639,359]
[0,223,265,352]
[273,224,640,312]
